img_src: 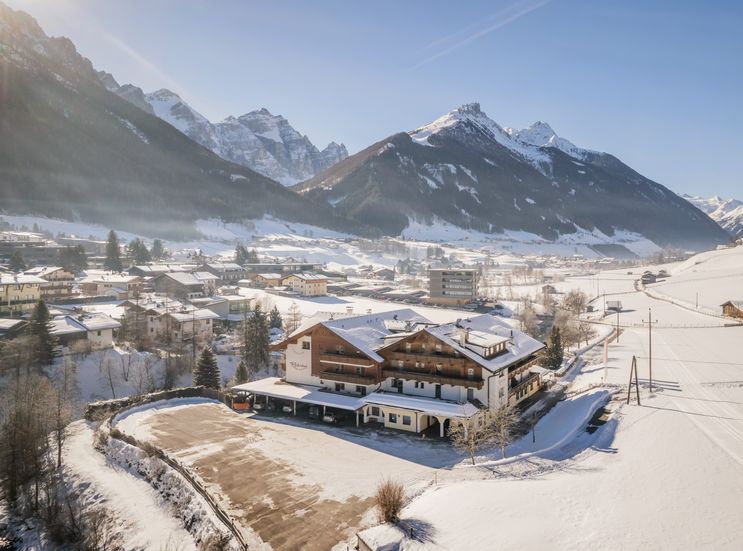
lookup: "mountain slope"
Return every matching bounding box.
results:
[296,103,729,250]
[0,3,357,238]
[684,195,743,238]
[102,76,347,186]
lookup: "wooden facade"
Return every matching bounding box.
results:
[722,301,743,319]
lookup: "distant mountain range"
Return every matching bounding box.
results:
[296,103,729,250]
[0,2,732,252]
[683,195,743,238]
[0,2,357,238]
[98,73,347,186]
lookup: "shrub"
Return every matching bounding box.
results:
[374,479,405,523]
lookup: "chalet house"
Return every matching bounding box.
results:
[371,267,395,281]
[200,294,251,324]
[199,262,246,284]
[0,274,44,317]
[235,310,545,436]
[24,266,75,301]
[253,273,283,288]
[50,313,121,350]
[80,274,142,299]
[152,272,219,300]
[128,264,196,277]
[721,301,743,319]
[282,273,328,297]
[641,272,657,285]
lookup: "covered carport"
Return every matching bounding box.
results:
[232,377,367,425]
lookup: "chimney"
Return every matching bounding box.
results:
[458,328,466,347]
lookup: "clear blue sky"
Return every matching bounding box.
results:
[8,0,742,197]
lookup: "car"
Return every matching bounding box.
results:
[322,411,347,424]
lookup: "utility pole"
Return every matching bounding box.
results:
[642,307,658,392]
[626,355,641,405]
[616,310,620,343]
[696,292,699,310]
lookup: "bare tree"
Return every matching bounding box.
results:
[92,350,118,399]
[448,416,495,465]
[563,289,588,315]
[491,404,519,459]
[285,301,303,334]
[374,478,405,523]
[516,299,539,337]
[52,357,76,468]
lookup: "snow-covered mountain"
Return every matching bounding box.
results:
[100,75,347,186]
[684,195,743,238]
[296,103,729,251]
[0,2,359,237]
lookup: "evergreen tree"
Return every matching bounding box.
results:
[269,305,283,329]
[57,245,88,273]
[151,239,165,260]
[8,250,26,272]
[127,238,151,264]
[246,248,260,263]
[193,347,221,389]
[234,359,249,384]
[546,325,564,370]
[243,304,270,375]
[104,230,122,272]
[234,243,249,265]
[29,299,56,367]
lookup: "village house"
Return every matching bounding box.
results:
[160,308,220,344]
[252,273,283,288]
[0,274,45,317]
[428,268,479,306]
[721,300,743,319]
[49,313,121,350]
[24,266,76,301]
[235,310,545,436]
[151,271,219,300]
[80,273,142,299]
[282,273,328,297]
[199,262,246,284]
[127,263,197,277]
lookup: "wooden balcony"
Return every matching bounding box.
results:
[381,368,483,389]
[509,371,541,396]
[319,370,380,385]
[385,351,466,367]
[319,352,375,367]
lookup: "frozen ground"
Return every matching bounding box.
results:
[373,246,743,550]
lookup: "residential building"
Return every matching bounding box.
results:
[253,273,283,287]
[160,308,220,344]
[24,266,76,301]
[721,301,743,319]
[236,311,544,436]
[80,273,142,299]
[199,262,246,284]
[0,274,44,317]
[0,231,63,266]
[244,262,323,278]
[428,269,478,306]
[151,272,219,299]
[128,264,197,277]
[282,273,328,296]
[49,313,121,350]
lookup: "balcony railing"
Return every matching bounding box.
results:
[381,368,483,389]
[319,352,375,367]
[509,371,541,396]
[385,351,466,366]
[319,370,379,385]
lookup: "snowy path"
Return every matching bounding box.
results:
[64,421,197,551]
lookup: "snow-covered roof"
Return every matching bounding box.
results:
[165,309,220,322]
[283,273,328,282]
[0,318,26,330]
[0,274,46,285]
[23,266,67,278]
[74,313,121,331]
[722,300,743,309]
[233,378,480,417]
[49,317,87,336]
[425,314,545,373]
[203,262,243,271]
[232,377,366,411]
[255,273,283,280]
[321,309,432,363]
[364,391,480,418]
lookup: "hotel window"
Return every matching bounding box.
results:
[336,344,344,354]
[302,341,310,350]
[402,416,412,426]
[405,343,412,352]
[467,368,475,380]
[371,406,380,416]
[389,413,397,423]
[397,360,404,369]
[335,382,345,391]
[435,344,442,353]
[436,364,443,373]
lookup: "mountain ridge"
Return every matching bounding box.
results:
[296,103,729,250]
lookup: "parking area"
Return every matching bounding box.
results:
[116,400,458,550]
